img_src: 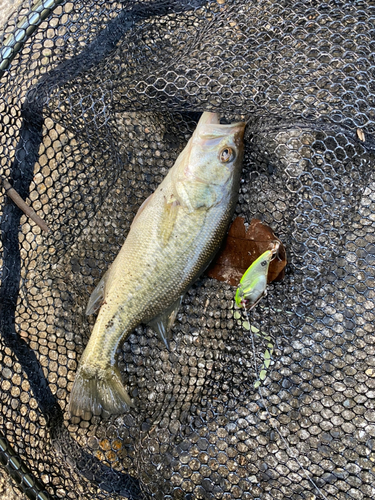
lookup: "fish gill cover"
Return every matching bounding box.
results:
[0,1,375,499]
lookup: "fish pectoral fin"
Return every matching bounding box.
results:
[158,197,180,246]
[86,271,108,315]
[148,295,184,349]
[175,180,219,212]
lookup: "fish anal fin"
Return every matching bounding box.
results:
[148,295,184,349]
[86,271,108,315]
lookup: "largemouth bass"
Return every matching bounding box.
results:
[69,112,246,418]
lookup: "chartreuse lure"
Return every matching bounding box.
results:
[235,241,280,310]
[235,241,280,389]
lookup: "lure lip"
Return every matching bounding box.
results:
[269,240,281,261]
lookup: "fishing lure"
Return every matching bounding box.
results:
[235,241,281,388]
[235,241,280,310]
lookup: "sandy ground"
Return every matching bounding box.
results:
[0,0,23,26]
[0,472,26,500]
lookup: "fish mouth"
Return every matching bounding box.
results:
[197,112,220,126]
[196,112,246,130]
[194,112,246,145]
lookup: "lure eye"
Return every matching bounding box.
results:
[219,147,235,163]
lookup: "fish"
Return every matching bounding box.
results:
[69,112,246,419]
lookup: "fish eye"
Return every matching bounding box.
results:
[219,147,235,163]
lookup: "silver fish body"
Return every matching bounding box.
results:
[69,112,246,418]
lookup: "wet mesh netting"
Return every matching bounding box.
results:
[1,0,375,499]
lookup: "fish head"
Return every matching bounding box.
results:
[182,112,246,187]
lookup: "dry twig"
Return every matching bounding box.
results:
[2,177,50,233]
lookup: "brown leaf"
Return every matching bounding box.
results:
[206,217,287,286]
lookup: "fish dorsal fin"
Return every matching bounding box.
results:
[131,193,154,227]
[86,271,109,315]
[148,295,184,349]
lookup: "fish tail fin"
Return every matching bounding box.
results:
[69,364,131,419]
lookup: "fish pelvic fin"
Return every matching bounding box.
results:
[86,271,108,315]
[69,364,131,419]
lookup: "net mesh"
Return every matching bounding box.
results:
[1,1,375,499]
